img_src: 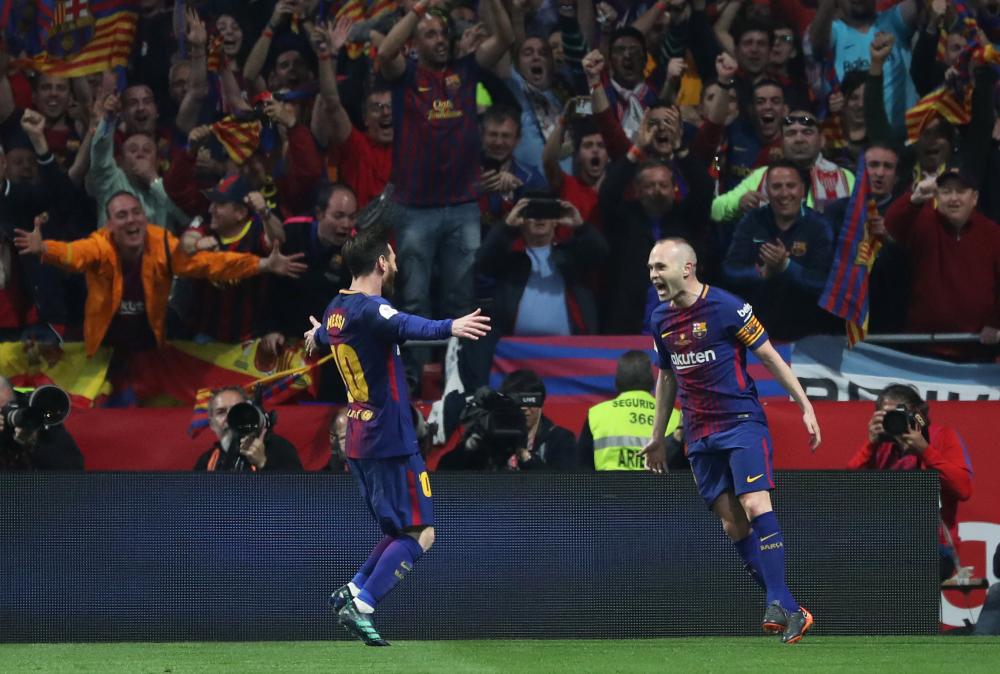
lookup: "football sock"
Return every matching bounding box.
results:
[751,511,800,612]
[356,535,424,613]
[351,535,394,589]
[733,531,766,590]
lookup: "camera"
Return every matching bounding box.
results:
[882,405,925,437]
[523,198,563,220]
[227,401,276,442]
[2,385,71,441]
[218,401,277,471]
[459,387,528,460]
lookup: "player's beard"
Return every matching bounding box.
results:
[382,266,396,298]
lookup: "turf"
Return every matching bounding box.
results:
[0,638,998,673]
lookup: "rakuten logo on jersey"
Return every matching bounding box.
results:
[670,350,717,370]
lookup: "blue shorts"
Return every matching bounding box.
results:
[347,453,434,536]
[686,422,775,509]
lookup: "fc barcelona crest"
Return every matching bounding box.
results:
[692,322,707,339]
[47,0,96,58]
[791,240,807,256]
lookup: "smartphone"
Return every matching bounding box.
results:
[482,156,503,172]
[752,237,768,257]
[574,98,593,117]
[524,198,563,220]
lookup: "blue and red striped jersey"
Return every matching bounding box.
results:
[317,290,452,459]
[387,54,483,207]
[651,285,770,443]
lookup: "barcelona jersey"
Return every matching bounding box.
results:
[651,285,770,443]
[316,290,452,459]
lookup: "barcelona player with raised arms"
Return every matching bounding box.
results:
[641,238,821,644]
[304,225,490,646]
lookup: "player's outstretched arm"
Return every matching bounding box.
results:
[753,340,822,451]
[451,308,491,340]
[640,368,678,474]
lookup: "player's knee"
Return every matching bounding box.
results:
[739,491,773,520]
[410,526,434,552]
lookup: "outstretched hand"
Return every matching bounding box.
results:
[304,315,322,356]
[14,212,48,256]
[259,242,308,277]
[451,308,491,340]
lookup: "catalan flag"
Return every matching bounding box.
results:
[211,115,262,164]
[7,0,138,78]
[818,153,881,347]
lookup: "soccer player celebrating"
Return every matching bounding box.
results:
[304,226,491,646]
[641,238,821,644]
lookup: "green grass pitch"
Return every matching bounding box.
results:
[1,638,998,673]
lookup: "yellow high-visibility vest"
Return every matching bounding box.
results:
[587,390,682,471]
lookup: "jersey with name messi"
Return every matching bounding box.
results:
[651,285,769,443]
[317,290,452,460]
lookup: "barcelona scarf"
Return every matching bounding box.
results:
[909,0,1000,144]
[4,0,138,77]
[332,0,397,59]
[818,154,880,347]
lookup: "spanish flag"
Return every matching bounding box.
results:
[9,0,138,78]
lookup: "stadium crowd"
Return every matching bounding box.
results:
[1,0,999,405]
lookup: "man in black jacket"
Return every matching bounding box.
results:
[193,387,303,472]
[598,149,714,335]
[476,196,608,337]
[0,110,94,341]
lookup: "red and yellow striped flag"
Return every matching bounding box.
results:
[211,116,262,165]
[25,1,138,78]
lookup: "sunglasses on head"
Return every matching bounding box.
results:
[783,115,817,128]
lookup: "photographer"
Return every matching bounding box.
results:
[193,386,302,472]
[438,369,576,471]
[848,383,973,580]
[0,377,83,471]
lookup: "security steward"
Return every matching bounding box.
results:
[577,350,685,470]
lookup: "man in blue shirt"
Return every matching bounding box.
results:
[304,225,491,646]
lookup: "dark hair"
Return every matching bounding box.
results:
[865,141,901,160]
[766,160,808,186]
[342,224,391,278]
[609,26,647,53]
[499,369,546,401]
[840,69,867,99]
[733,18,774,46]
[636,159,674,182]
[570,118,601,153]
[875,384,931,426]
[363,85,391,107]
[104,190,141,218]
[314,182,357,217]
[615,350,654,394]
[482,104,522,133]
[752,78,785,97]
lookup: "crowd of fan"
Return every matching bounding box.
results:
[1,0,999,407]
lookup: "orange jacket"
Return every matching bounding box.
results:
[42,225,261,355]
